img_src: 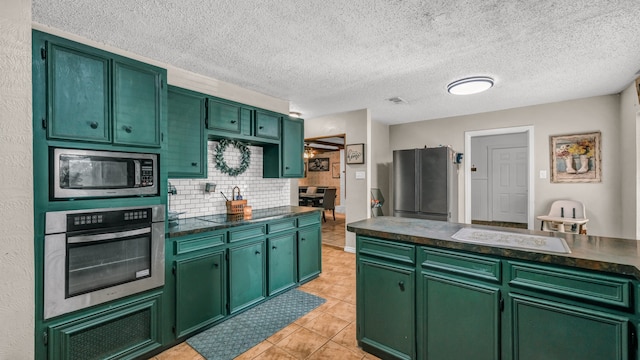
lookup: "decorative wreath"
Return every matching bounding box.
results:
[215,139,251,176]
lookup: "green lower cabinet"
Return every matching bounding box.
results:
[47,292,162,360]
[175,251,226,338]
[268,232,297,296]
[511,294,630,360]
[358,258,416,360]
[419,273,500,360]
[297,225,322,283]
[229,240,266,314]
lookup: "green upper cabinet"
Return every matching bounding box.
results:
[36,31,165,148]
[113,60,162,147]
[167,86,207,178]
[46,42,111,143]
[254,110,281,140]
[281,116,304,177]
[263,116,304,178]
[206,98,250,135]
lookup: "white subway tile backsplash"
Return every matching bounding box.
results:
[169,140,290,218]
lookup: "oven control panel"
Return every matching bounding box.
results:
[66,208,152,232]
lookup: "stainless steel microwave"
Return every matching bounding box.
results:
[52,148,158,199]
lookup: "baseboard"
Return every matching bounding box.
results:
[335,205,346,213]
[343,246,356,253]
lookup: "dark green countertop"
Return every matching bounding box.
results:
[168,206,322,238]
[347,216,640,279]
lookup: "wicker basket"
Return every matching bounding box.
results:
[226,200,247,214]
[226,186,247,214]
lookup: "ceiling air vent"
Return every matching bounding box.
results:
[387,97,408,104]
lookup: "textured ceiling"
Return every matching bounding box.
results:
[32,0,640,125]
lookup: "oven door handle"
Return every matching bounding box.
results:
[67,227,151,244]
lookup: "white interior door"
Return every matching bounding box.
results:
[491,147,528,223]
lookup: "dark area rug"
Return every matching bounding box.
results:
[186,289,326,360]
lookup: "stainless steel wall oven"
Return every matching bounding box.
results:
[44,205,165,319]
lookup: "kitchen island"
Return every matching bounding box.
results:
[347,216,640,360]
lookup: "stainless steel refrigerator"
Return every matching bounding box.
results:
[393,147,458,222]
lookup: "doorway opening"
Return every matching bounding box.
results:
[299,134,346,213]
[464,126,534,229]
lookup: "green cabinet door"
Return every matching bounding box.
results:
[268,232,297,295]
[419,273,500,360]
[297,225,321,283]
[175,251,226,338]
[254,110,281,140]
[229,240,266,314]
[511,294,630,360]
[46,42,111,142]
[281,116,304,178]
[167,87,207,178]
[358,258,415,360]
[113,60,162,147]
[206,98,245,134]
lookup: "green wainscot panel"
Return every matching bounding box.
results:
[47,293,162,360]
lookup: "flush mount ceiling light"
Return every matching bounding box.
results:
[447,76,494,95]
[289,111,302,118]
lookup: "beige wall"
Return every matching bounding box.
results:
[0,0,34,357]
[390,95,625,238]
[305,109,370,251]
[620,81,640,238]
[369,119,391,216]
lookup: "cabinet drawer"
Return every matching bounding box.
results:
[268,218,297,234]
[358,236,415,265]
[175,232,225,255]
[420,247,501,282]
[297,213,320,228]
[508,261,631,308]
[228,224,266,242]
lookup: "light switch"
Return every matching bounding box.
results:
[539,170,547,179]
[355,171,366,179]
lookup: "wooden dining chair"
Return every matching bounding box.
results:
[319,188,337,222]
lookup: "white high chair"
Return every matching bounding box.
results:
[537,200,589,234]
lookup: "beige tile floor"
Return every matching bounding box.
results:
[152,213,377,360]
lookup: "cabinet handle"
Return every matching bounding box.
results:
[255,250,261,255]
[272,246,277,250]
[285,166,290,170]
[398,281,405,291]
[230,120,237,124]
[213,263,219,268]
[259,126,264,129]
[300,238,305,241]
[89,121,99,129]
[123,125,133,133]
[191,162,198,167]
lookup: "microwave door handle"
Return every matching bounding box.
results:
[67,227,151,244]
[134,160,141,186]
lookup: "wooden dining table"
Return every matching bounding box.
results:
[299,193,324,207]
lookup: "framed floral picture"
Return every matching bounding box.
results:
[550,131,601,183]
